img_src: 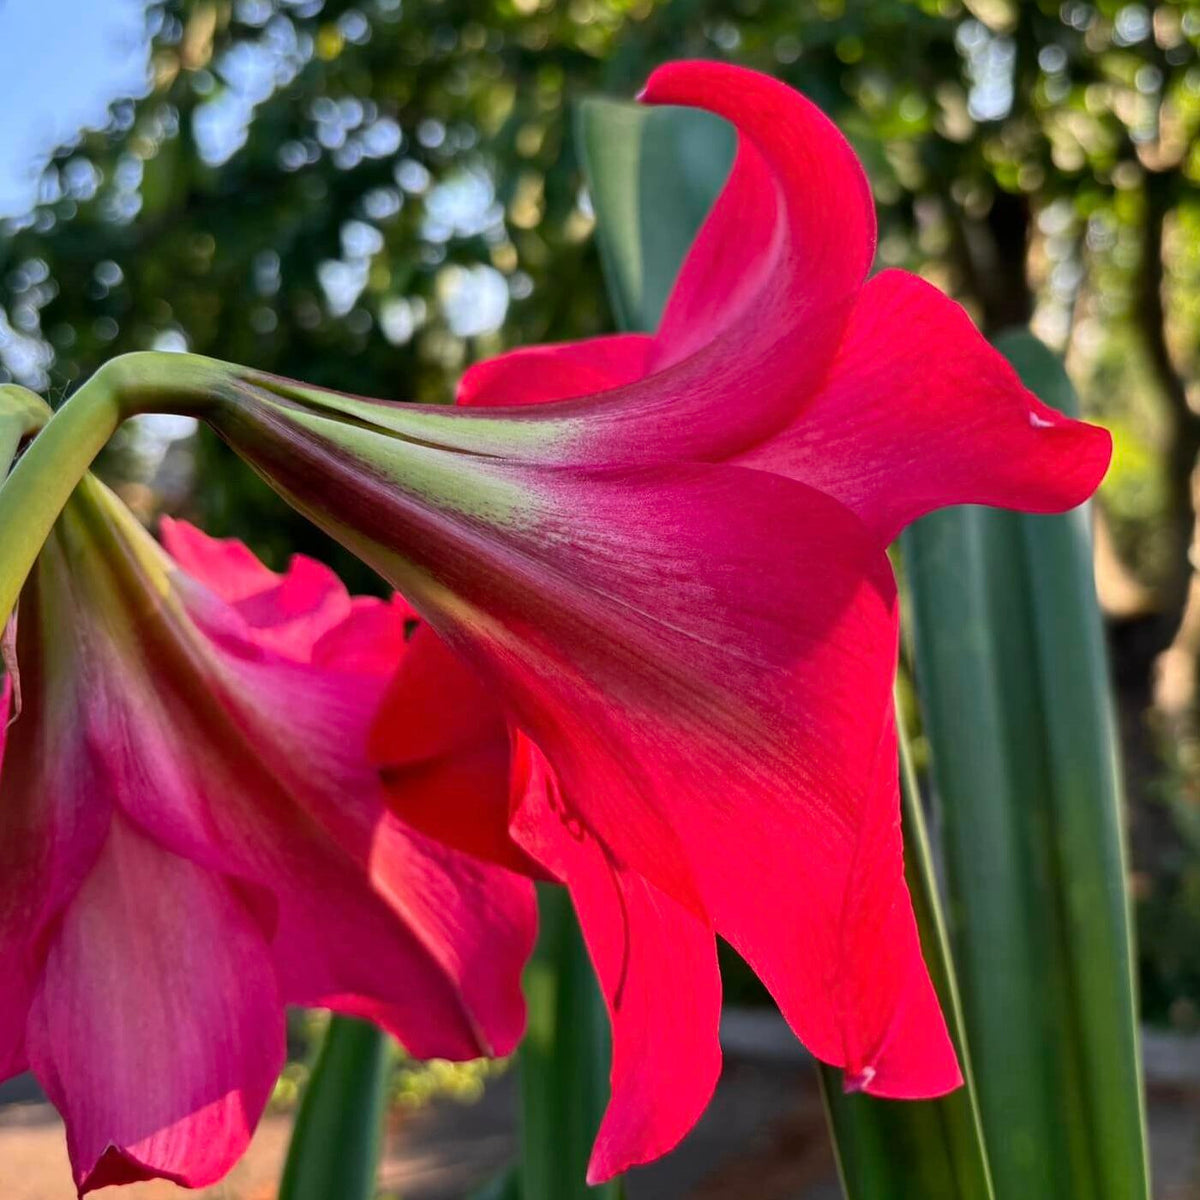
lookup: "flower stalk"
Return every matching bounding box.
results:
[0,353,231,622]
[0,384,50,478]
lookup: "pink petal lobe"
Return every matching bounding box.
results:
[512,735,722,1183]
[160,517,353,660]
[25,815,285,1194]
[361,817,535,1056]
[158,517,277,601]
[457,334,655,407]
[737,270,1112,541]
[109,606,535,1061]
[0,543,118,1082]
[310,594,413,675]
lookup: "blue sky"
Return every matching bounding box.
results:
[0,0,151,216]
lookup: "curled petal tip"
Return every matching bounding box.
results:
[636,60,719,107]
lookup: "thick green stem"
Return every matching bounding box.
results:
[0,353,232,621]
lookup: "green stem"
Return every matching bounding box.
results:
[0,353,231,621]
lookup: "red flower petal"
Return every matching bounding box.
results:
[512,734,722,1183]
[735,270,1113,541]
[370,625,540,876]
[250,394,957,1088]
[25,816,285,1194]
[833,706,959,1096]
[458,334,654,407]
[643,60,875,368]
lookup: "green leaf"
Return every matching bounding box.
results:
[819,720,994,1199]
[575,97,734,334]
[903,331,1149,1198]
[278,1015,391,1200]
[519,885,621,1200]
[470,1164,521,1200]
[578,93,993,1200]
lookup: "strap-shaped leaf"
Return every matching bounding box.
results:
[278,1015,391,1200]
[819,722,993,1198]
[520,885,622,1200]
[576,97,733,335]
[904,331,1149,1197]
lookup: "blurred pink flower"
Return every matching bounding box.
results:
[0,485,534,1194]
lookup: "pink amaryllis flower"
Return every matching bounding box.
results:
[0,479,535,1194]
[111,59,1110,1183]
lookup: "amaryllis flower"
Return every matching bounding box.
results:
[73,59,1110,1184]
[0,479,535,1194]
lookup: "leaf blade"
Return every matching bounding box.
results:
[277,1015,391,1200]
[520,885,622,1200]
[904,331,1149,1197]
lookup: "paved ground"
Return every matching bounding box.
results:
[2,1021,1198,1198]
[0,1056,836,1200]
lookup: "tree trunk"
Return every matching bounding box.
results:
[1139,169,1200,722]
[1139,171,1198,627]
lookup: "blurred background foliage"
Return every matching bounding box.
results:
[3,0,1200,1022]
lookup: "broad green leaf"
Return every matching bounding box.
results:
[278,1015,391,1200]
[819,721,994,1199]
[579,94,993,1200]
[904,331,1149,1198]
[520,885,621,1200]
[575,97,734,334]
